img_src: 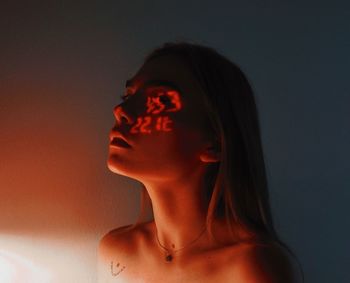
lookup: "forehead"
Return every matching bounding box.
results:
[127,55,205,103]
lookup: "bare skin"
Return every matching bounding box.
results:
[99,55,302,282]
[98,220,301,283]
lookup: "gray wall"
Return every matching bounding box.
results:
[1,1,349,282]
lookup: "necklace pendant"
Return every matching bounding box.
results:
[165,254,173,262]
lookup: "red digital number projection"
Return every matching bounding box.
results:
[130,89,181,134]
[146,90,182,114]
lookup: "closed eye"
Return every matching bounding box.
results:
[120,89,134,101]
[159,94,171,104]
[120,93,131,101]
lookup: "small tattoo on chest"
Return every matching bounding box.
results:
[110,261,126,276]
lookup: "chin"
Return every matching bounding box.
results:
[107,159,125,175]
[106,158,138,180]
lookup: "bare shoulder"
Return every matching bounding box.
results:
[98,224,137,258]
[98,224,143,282]
[228,240,303,283]
[98,221,154,261]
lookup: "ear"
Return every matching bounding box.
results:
[199,140,221,163]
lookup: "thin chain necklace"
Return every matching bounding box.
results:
[155,226,207,262]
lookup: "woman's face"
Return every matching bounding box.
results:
[107,54,216,183]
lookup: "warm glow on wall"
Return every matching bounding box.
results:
[0,233,99,283]
[0,250,52,283]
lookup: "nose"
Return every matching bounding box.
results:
[113,105,134,126]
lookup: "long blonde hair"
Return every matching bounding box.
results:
[123,41,303,280]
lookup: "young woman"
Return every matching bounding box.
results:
[98,41,304,282]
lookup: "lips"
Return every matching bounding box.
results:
[110,137,131,148]
[109,131,132,148]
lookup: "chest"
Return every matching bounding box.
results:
[110,248,236,283]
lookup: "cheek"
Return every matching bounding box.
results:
[164,128,205,159]
[139,129,203,164]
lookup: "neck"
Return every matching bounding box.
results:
[142,166,212,253]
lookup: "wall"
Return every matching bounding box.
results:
[0,1,349,282]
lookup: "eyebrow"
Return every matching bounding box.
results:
[125,79,181,92]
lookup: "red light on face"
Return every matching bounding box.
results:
[158,116,172,131]
[131,117,149,134]
[127,89,181,134]
[165,90,181,112]
[131,116,173,134]
[146,96,166,114]
[146,90,182,115]
[139,116,152,134]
